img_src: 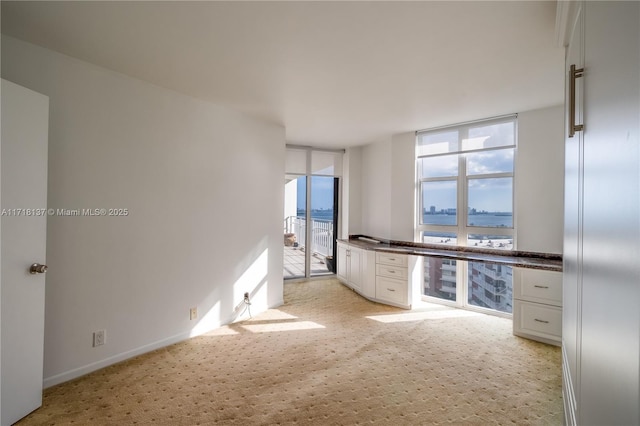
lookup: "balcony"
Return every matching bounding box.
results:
[284,216,334,278]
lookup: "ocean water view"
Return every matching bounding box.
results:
[297,209,334,221]
[424,213,513,228]
[294,211,513,227]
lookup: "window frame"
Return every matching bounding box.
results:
[416,115,517,247]
[416,115,517,317]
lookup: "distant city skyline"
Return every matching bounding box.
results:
[422,177,513,213]
[424,206,512,214]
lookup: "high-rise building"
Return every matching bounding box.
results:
[424,258,513,314]
[468,263,512,313]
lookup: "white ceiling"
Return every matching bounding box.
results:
[1,1,564,148]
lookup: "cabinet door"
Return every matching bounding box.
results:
[336,243,348,283]
[348,247,363,292]
[579,3,640,424]
[563,2,583,420]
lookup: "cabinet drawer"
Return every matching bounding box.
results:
[375,264,408,280]
[376,252,407,267]
[515,268,562,306]
[514,300,562,341]
[376,276,408,305]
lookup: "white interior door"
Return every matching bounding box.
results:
[1,79,49,425]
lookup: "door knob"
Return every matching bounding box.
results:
[30,263,48,274]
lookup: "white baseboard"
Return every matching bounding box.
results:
[43,298,284,389]
[562,343,577,426]
[43,329,194,388]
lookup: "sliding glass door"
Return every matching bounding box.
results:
[284,175,307,279]
[308,176,338,277]
[284,147,342,280]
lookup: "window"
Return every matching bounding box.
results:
[416,116,516,314]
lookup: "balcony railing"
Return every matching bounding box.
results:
[284,216,334,258]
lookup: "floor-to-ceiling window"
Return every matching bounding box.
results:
[416,115,516,315]
[284,147,343,279]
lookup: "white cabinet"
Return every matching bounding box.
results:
[560,2,640,424]
[374,252,410,308]
[514,268,562,305]
[513,268,562,346]
[336,242,363,293]
[336,242,348,282]
[336,242,416,308]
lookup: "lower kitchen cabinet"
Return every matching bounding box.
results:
[337,242,363,293]
[374,252,410,308]
[337,241,418,309]
[513,267,562,345]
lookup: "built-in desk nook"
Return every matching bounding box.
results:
[337,235,562,346]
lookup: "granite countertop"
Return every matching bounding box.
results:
[340,235,563,272]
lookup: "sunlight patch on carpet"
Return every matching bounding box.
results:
[202,326,240,336]
[240,320,325,333]
[249,309,299,321]
[366,309,484,323]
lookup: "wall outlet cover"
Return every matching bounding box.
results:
[93,330,106,347]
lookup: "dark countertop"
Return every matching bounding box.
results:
[339,235,563,272]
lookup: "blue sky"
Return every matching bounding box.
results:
[421,148,514,212]
[297,176,335,210]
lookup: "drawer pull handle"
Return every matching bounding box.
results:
[387,288,396,292]
[534,318,549,324]
[388,258,396,261]
[388,270,395,274]
[534,285,549,289]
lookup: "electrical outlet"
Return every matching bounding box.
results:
[190,307,198,320]
[93,330,106,347]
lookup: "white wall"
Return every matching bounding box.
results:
[389,132,416,241]
[1,36,285,387]
[516,105,564,254]
[361,140,392,238]
[355,132,415,242]
[341,147,362,238]
[357,105,564,254]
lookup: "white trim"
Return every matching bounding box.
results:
[305,150,312,276]
[417,144,515,160]
[415,113,517,135]
[555,1,581,48]
[285,144,345,154]
[43,330,196,388]
[562,343,578,426]
[421,295,458,308]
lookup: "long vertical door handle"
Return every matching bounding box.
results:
[569,64,584,137]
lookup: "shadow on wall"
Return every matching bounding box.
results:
[189,238,271,337]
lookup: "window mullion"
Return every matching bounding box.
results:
[458,131,468,247]
[458,130,468,308]
[417,144,516,160]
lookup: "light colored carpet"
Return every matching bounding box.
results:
[18,278,562,425]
